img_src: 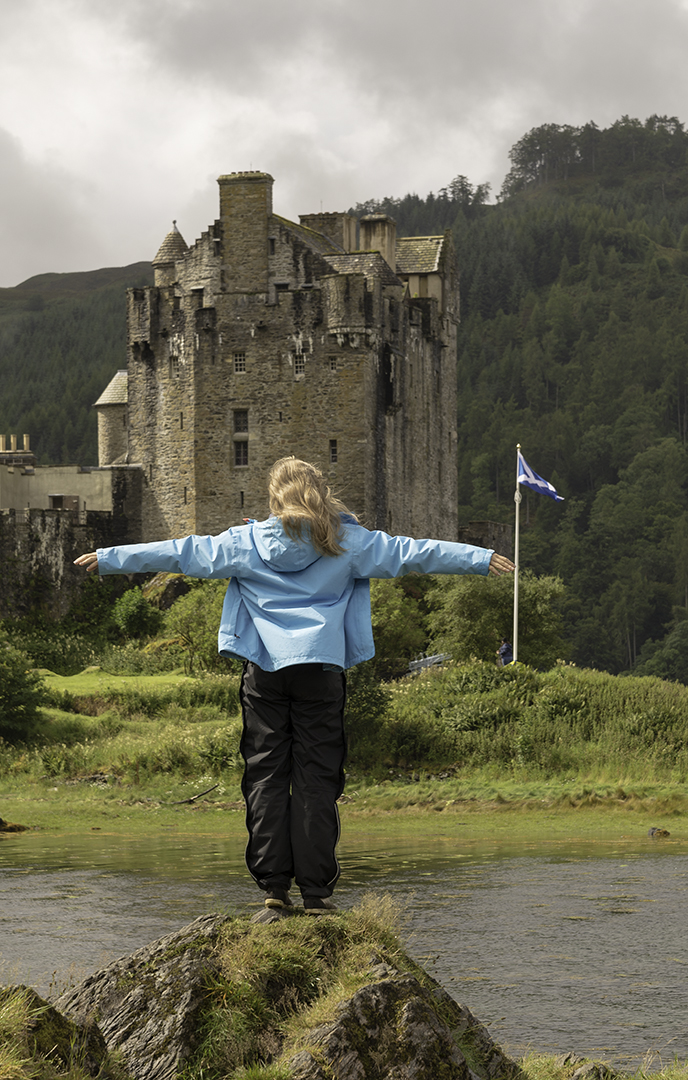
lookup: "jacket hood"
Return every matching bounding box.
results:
[252,517,322,572]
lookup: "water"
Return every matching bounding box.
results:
[1,830,687,1067]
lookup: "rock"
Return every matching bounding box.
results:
[0,985,108,1076]
[286,974,520,1080]
[570,1063,619,1080]
[554,1053,586,1068]
[49,909,521,1080]
[55,912,227,1080]
[0,817,29,832]
[251,905,292,924]
[142,572,191,609]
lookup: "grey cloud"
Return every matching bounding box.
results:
[3,0,688,285]
[0,128,108,288]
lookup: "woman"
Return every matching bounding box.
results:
[76,456,514,918]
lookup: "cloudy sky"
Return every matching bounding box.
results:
[1,0,688,288]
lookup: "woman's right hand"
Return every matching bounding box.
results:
[488,553,515,577]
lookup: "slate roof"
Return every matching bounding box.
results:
[94,370,128,407]
[395,236,444,275]
[152,223,189,266]
[273,215,345,256]
[323,251,401,286]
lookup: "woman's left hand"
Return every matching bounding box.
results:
[74,552,99,573]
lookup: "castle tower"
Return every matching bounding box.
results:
[106,173,459,543]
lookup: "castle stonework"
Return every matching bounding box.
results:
[98,173,460,542]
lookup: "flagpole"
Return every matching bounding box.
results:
[513,444,521,663]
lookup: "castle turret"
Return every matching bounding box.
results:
[152,221,189,288]
[94,370,128,466]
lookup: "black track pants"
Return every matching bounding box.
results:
[240,662,347,898]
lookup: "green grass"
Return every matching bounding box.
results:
[2,661,688,844]
[521,1055,688,1080]
[0,985,129,1080]
[39,666,192,695]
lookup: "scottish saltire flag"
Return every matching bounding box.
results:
[517,451,564,502]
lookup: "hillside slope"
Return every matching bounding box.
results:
[0,263,152,464]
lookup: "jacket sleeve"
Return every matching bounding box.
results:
[350,527,493,579]
[96,531,237,579]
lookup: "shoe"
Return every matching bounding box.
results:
[303,896,337,914]
[265,888,293,910]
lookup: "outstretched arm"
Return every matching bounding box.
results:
[488,553,515,576]
[74,532,238,579]
[351,527,513,580]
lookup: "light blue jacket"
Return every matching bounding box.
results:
[96,517,494,672]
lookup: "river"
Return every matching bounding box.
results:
[1,830,687,1068]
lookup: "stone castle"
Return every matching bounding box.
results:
[0,172,513,618]
[96,171,461,541]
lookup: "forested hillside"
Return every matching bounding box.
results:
[0,263,152,464]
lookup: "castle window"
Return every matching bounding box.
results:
[234,441,249,467]
[234,351,246,373]
[180,412,184,430]
[329,356,337,371]
[184,487,187,504]
[294,356,305,376]
[169,355,180,378]
[240,490,244,508]
[269,238,276,256]
[329,439,338,464]
[234,410,248,433]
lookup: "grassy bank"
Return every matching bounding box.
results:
[1,661,687,844]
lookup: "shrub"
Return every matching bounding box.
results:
[165,580,230,671]
[427,570,567,669]
[0,630,46,743]
[6,629,97,676]
[344,661,392,766]
[112,587,164,639]
[369,578,428,679]
[99,640,186,675]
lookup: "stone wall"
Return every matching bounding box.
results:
[0,468,142,619]
[0,509,123,619]
[0,463,115,513]
[459,520,513,559]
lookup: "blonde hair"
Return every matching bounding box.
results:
[268,457,356,557]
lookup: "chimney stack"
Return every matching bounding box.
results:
[359,214,397,272]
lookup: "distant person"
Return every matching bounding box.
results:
[75,457,514,919]
[498,638,513,666]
